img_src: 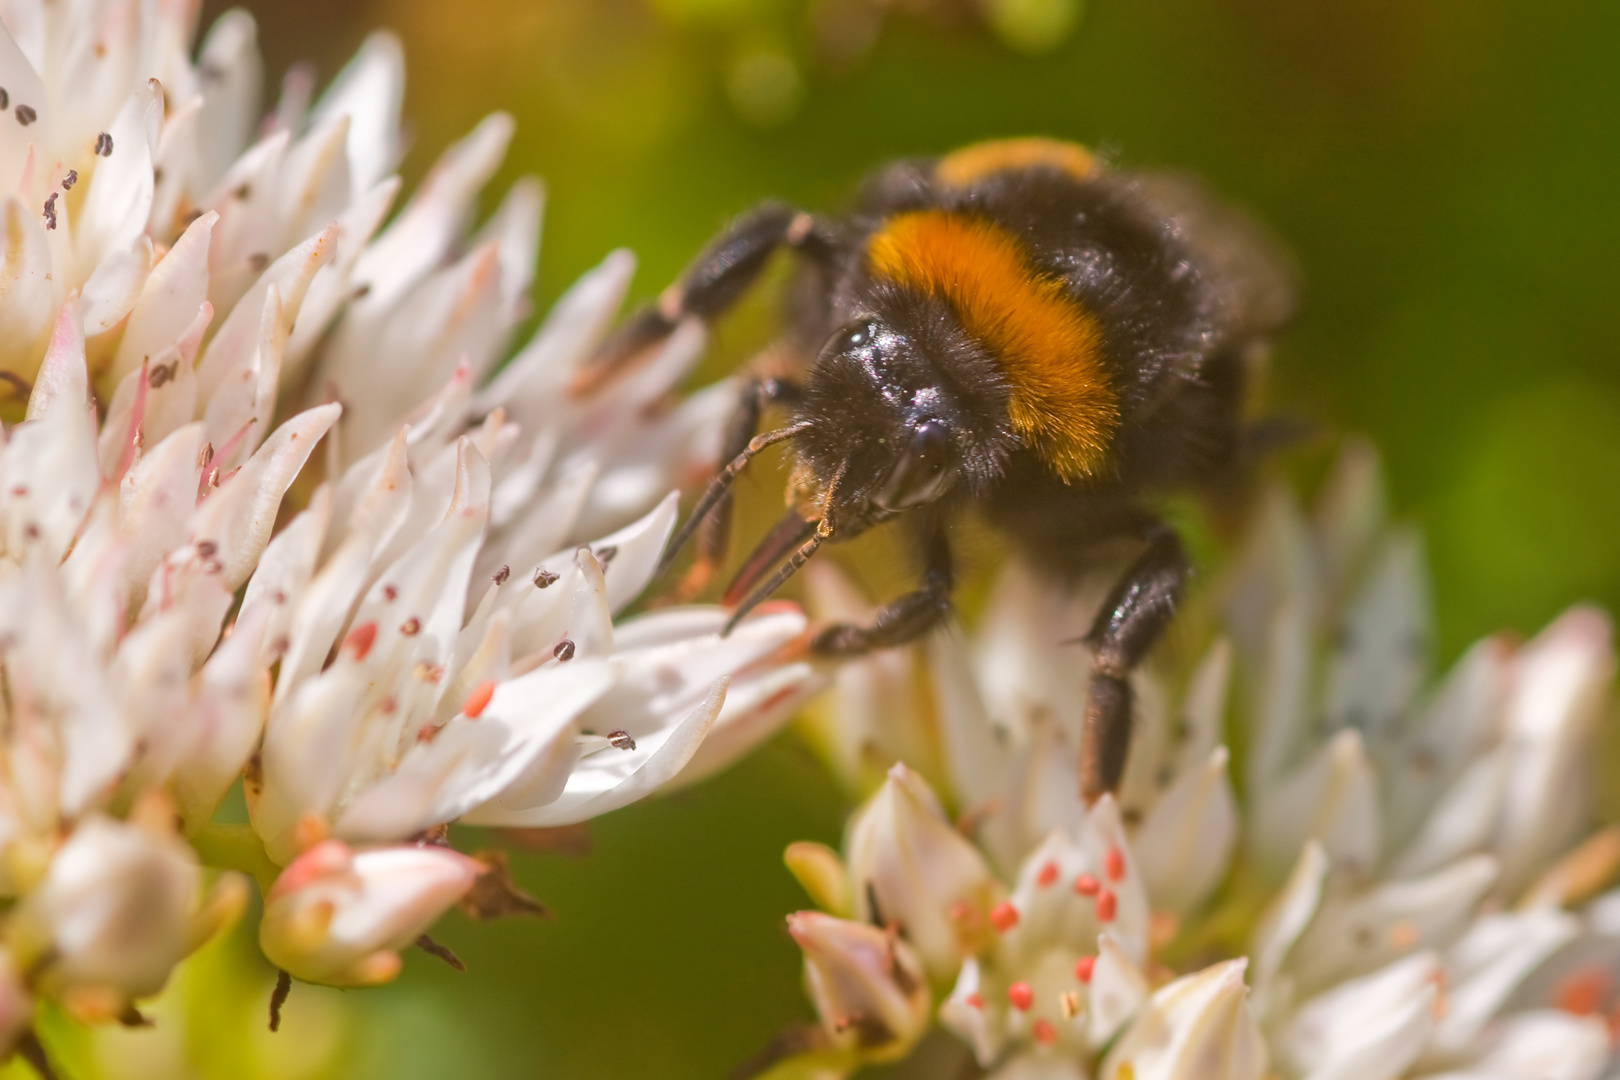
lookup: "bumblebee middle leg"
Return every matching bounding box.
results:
[580,203,838,389]
[810,518,954,657]
[1080,526,1189,803]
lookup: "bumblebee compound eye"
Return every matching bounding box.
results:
[874,420,953,511]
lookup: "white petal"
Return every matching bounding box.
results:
[350,111,512,310]
[1099,959,1267,1080]
[1253,728,1380,881]
[0,196,56,377]
[1425,1010,1609,1080]
[1429,909,1580,1056]
[76,80,160,274]
[117,422,203,610]
[190,11,263,191]
[1288,854,1498,994]
[1088,932,1150,1047]
[79,236,151,335]
[1134,746,1237,916]
[185,403,340,591]
[194,223,335,409]
[468,676,726,827]
[1250,840,1327,1016]
[1496,607,1614,897]
[475,248,635,423]
[308,31,405,199]
[1388,746,1510,878]
[1321,527,1430,746]
[340,659,615,840]
[1279,951,1439,1080]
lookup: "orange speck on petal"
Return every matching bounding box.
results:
[1036,861,1059,887]
[1075,955,1096,983]
[1073,873,1099,896]
[964,993,984,1010]
[990,901,1020,932]
[1031,1018,1057,1045]
[462,681,496,718]
[1555,966,1610,1016]
[343,621,377,661]
[1104,846,1126,882]
[1007,982,1034,1011]
[1095,888,1117,922]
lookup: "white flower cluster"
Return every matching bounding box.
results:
[775,442,1619,1080]
[0,0,821,1057]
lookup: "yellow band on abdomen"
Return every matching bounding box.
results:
[866,210,1117,481]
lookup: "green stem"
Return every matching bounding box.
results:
[190,823,281,896]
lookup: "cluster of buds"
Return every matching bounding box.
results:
[0,0,825,1063]
[773,442,1620,1079]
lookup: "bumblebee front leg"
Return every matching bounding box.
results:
[810,519,953,656]
[670,375,803,598]
[578,203,836,390]
[1080,527,1189,803]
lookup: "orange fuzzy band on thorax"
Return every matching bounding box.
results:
[866,210,1118,481]
[935,138,1098,188]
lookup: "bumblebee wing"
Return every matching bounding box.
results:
[1130,171,1299,347]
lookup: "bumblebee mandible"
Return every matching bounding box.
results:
[587,137,1294,801]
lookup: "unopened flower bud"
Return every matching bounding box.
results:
[846,763,1002,980]
[7,815,244,1016]
[787,911,929,1063]
[259,840,482,987]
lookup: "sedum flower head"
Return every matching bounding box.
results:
[777,441,1620,1080]
[0,0,821,1056]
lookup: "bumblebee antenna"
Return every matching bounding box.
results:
[723,520,831,635]
[657,421,812,577]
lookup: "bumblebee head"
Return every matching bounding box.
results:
[672,309,1007,632]
[790,317,966,526]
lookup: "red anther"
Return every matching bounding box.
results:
[1104,846,1127,882]
[343,621,377,661]
[1031,1018,1057,1046]
[1073,874,1100,897]
[1075,955,1096,983]
[1036,861,1059,887]
[1095,888,1117,923]
[964,993,984,1010]
[1007,982,1034,1012]
[990,901,1020,932]
[462,681,497,718]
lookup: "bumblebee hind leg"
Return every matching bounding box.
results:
[1080,526,1189,803]
[577,203,838,392]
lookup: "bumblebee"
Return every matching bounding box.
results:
[589,138,1293,801]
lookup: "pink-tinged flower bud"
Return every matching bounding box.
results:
[846,764,1002,980]
[787,911,929,1064]
[259,840,482,988]
[7,813,246,1019]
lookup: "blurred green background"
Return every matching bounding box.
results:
[96,0,1620,1075]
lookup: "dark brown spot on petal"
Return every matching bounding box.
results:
[493,564,510,585]
[553,638,575,662]
[15,105,37,126]
[94,131,112,155]
[607,729,636,751]
[532,568,558,589]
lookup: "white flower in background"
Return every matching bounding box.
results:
[0,0,822,1054]
[776,441,1619,1080]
